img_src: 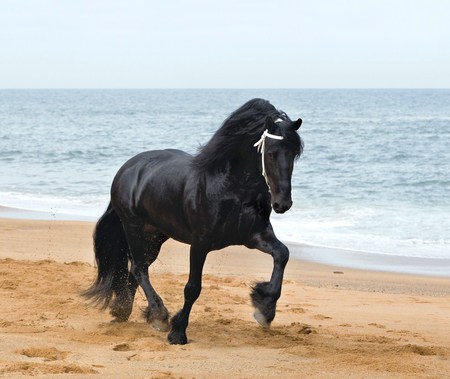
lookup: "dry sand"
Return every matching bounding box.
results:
[0,217,449,378]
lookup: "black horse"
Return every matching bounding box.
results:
[84,98,303,344]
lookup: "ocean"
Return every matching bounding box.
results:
[1,89,449,276]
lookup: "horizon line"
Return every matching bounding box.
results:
[1,87,449,91]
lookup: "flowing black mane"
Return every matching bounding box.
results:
[193,98,303,171]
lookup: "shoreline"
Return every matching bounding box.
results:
[0,204,97,222]
[1,204,449,279]
[288,242,450,278]
[1,217,449,296]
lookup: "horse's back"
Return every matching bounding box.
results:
[113,148,191,183]
[111,149,194,241]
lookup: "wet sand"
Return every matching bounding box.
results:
[1,218,449,378]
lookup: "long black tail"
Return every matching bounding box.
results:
[83,202,130,309]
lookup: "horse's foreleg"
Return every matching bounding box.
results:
[247,226,289,327]
[168,244,208,345]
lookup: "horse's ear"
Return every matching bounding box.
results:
[292,118,302,130]
[265,116,276,133]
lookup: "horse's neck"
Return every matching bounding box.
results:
[225,155,267,190]
[195,147,267,192]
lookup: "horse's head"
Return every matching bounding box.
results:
[255,116,303,214]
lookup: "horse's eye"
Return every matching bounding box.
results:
[267,152,275,160]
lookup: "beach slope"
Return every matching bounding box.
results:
[1,218,449,378]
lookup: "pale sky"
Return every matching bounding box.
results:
[0,0,449,88]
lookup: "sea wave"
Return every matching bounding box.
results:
[0,191,106,220]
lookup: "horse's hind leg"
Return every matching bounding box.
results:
[123,223,170,331]
[104,218,137,323]
[110,272,138,322]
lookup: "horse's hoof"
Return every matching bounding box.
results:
[253,308,271,328]
[167,330,188,345]
[152,319,170,333]
[111,317,128,323]
[110,308,131,323]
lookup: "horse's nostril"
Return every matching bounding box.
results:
[273,200,292,214]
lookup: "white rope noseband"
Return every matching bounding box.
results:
[253,128,284,188]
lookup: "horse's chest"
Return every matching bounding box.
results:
[214,199,270,245]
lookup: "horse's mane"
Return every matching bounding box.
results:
[193,98,303,172]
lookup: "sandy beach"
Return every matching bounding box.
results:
[1,217,449,378]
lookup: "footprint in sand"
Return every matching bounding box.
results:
[18,347,68,361]
[312,314,332,320]
[1,362,98,375]
[0,279,18,290]
[368,323,386,329]
[7,348,98,376]
[289,307,306,314]
[113,343,133,352]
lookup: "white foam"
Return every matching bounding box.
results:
[271,212,450,260]
[0,191,106,220]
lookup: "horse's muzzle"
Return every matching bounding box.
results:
[272,199,293,214]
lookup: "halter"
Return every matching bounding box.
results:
[253,121,284,188]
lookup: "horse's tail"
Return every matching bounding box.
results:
[83,202,129,309]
